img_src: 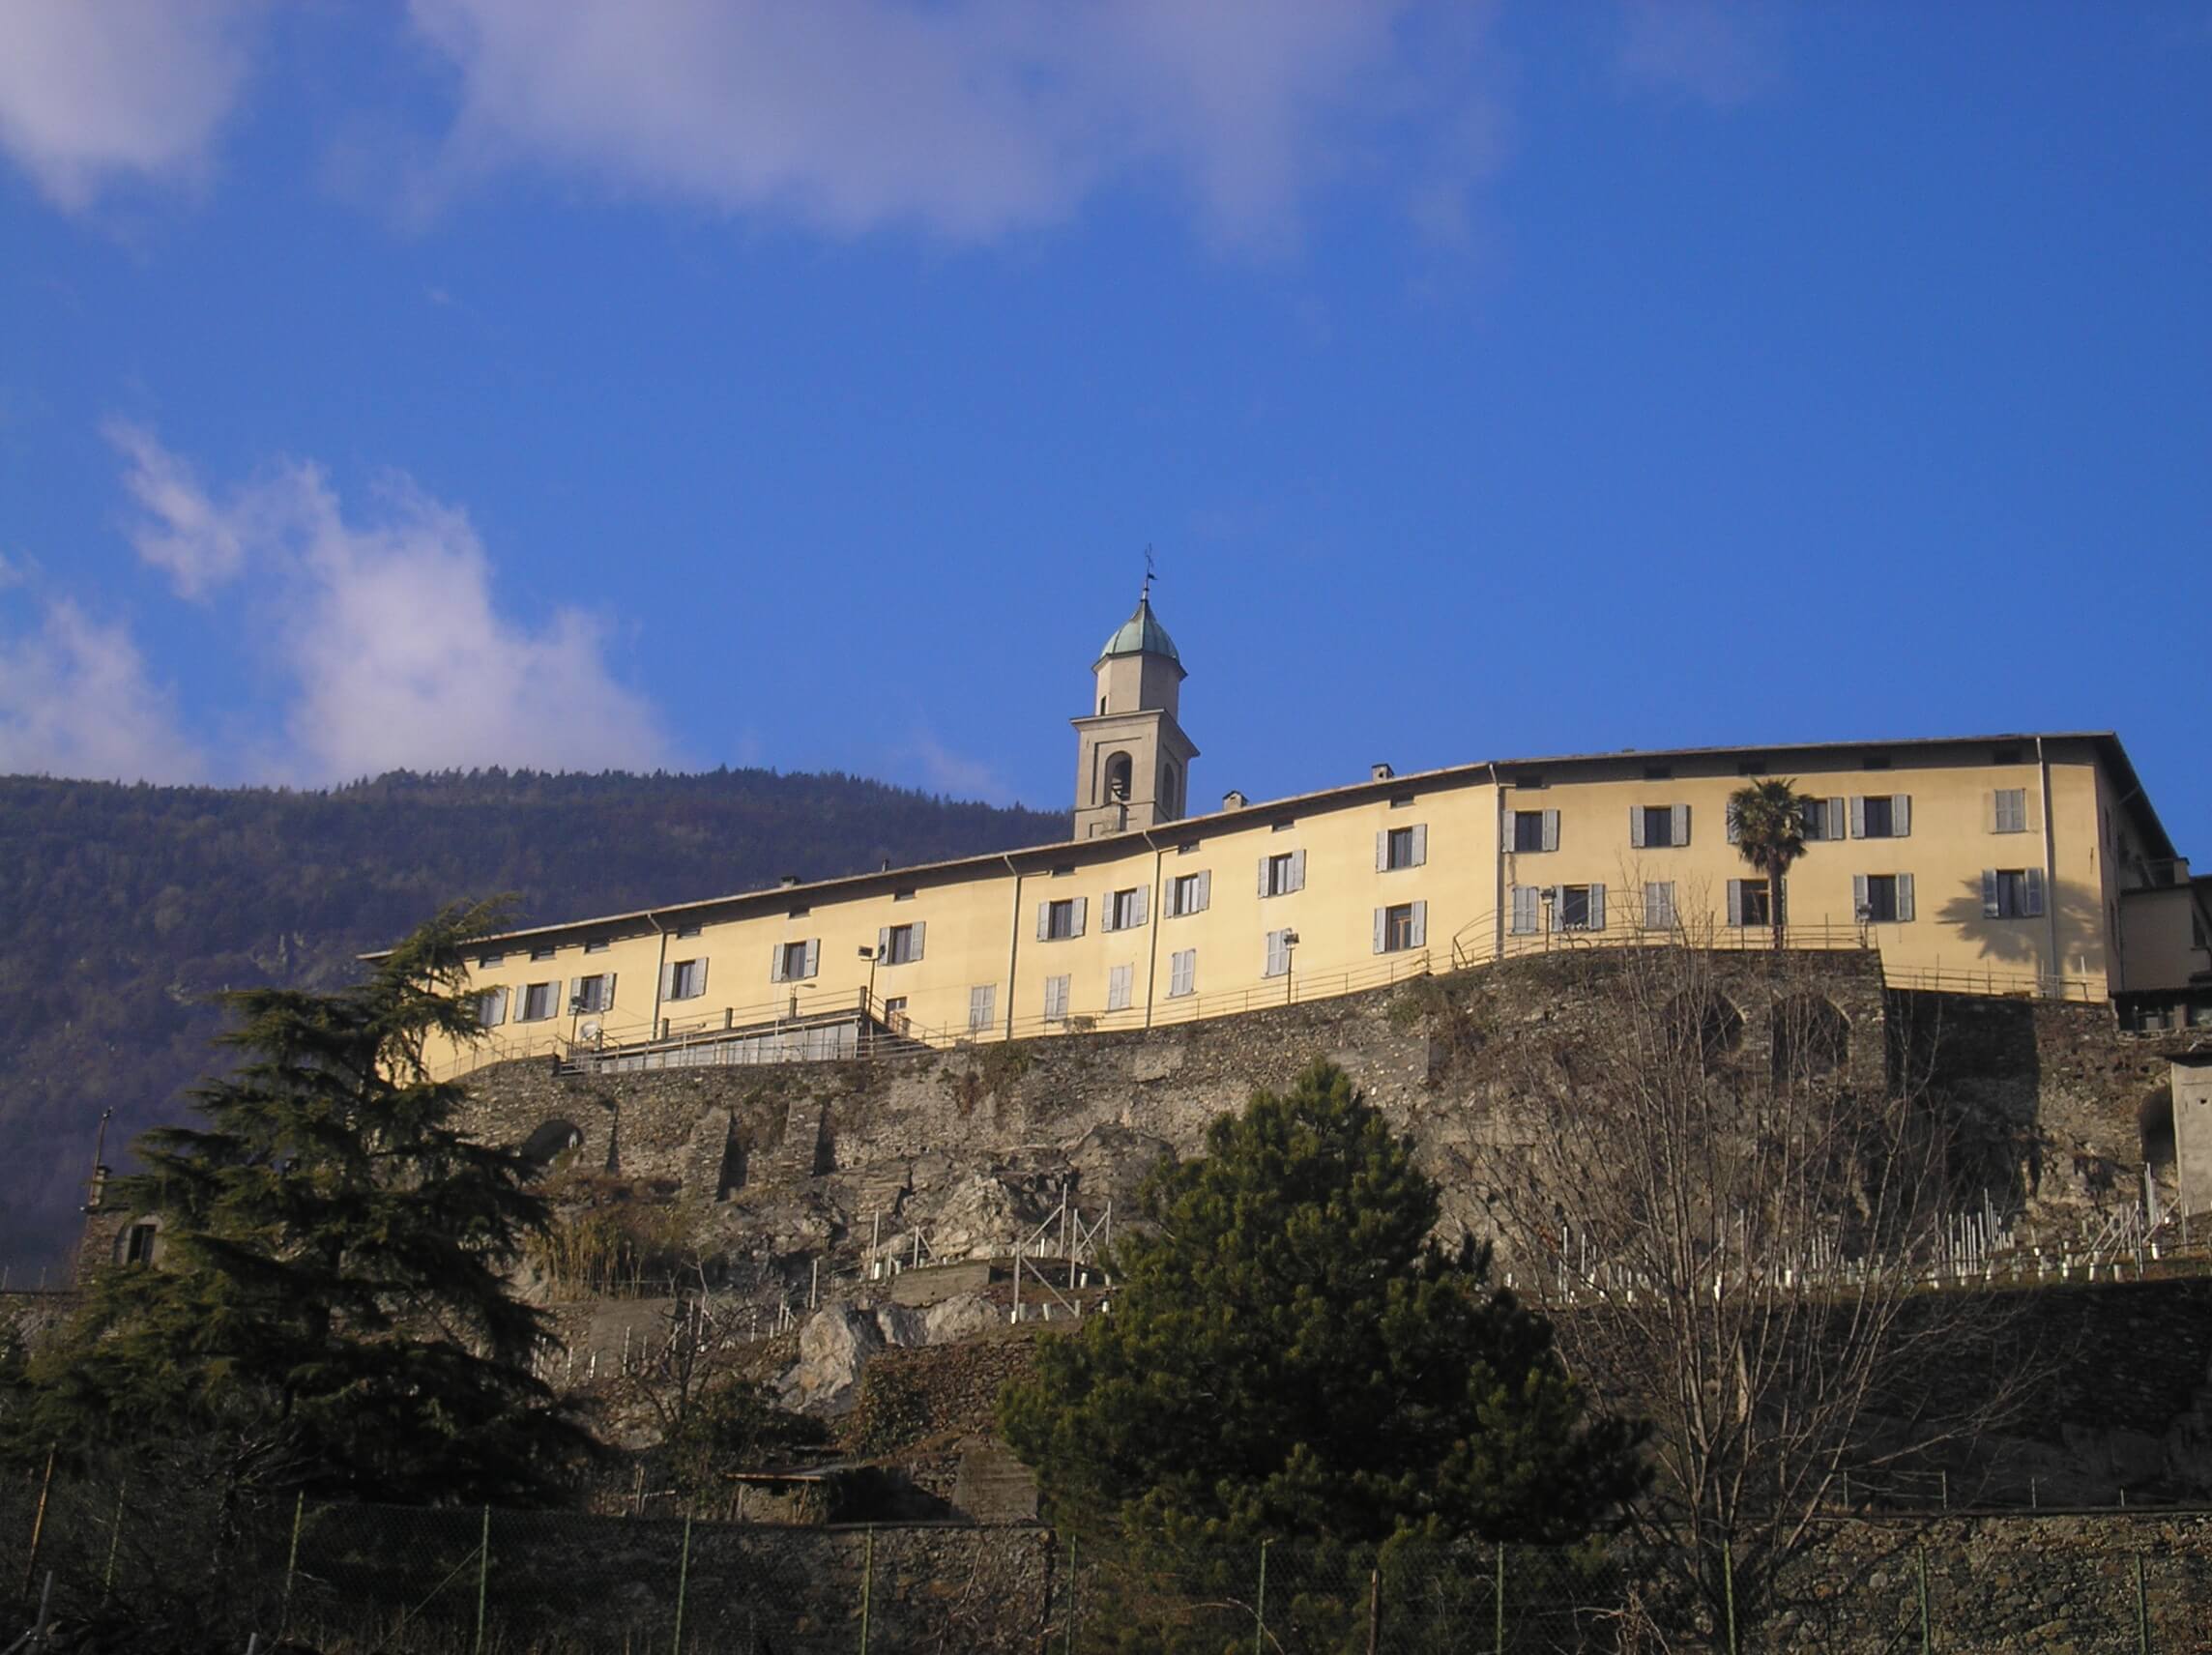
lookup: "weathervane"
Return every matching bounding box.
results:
[1143,544,1156,603]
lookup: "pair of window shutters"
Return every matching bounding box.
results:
[1107,964,1135,1011]
[568,973,616,1010]
[1725,879,1788,926]
[877,923,925,963]
[477,986,509,1028]
[1850,874,1917,922]
[1259,850,1307,895]
[1170,949,1197,997]
[1101,887,1149,931]
[1644,883,1675,931]
[1175,871,1211,915]
[1557,886,1604,932]
[1627,806,1690,848]
[1529,810,1561,852]
[969,984,996,1030]
[1042,975,1071,1020]
[1804,798,1846,840]
[1036,897,1089,941]
[770,943,819,983]
[1374,826,1428,869]
[1265,929,1293,976]
[1510,885,1542,935]
[1849,796,1912,837]
[1989,790,2031,833]
[1370,903,1429,952]
[659,960,708,1001]
[1981,867,2046,918]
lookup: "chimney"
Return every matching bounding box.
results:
[1222,789,1247,812]
[1371,762,1394,781]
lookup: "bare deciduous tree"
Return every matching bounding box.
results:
[1477,941,2033,1639]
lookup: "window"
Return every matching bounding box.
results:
[894,887,917,902]
[771,940,819,983]
[883,996,908,1030]
[880,922,924,965]
[474,986,509,1028]
[1993,788,2029,833]
[1727,880,1779,928]
[1643,764,1674,781]
[1168,948,1197,998]
[1631,804,1689,849]
[1850,795,1911,838]
[1043,974,1071,1021]
[1511,770,1547,789]
[676,924,703,940]
[1512,810,1559,854]
[1037,897,1087,941]
[1264,929,1293,977]
[1169,871,1211,916]
[1799,797,1847,841]
[1105,886,1149,931]
[122,1222,158,1266]
[584,939,610,955]
[520,981,562,1021]
[1107,964,1134,1012]
[1862,753,1892,770]
[1378,825,1427,871]
[1736,758,1768,776]
[664,959,707,1001]
[786,906,811,919]
[1643,882,1676,931]
[530,944,557,961]
[1260,849,1306,898]
[969,984,997,1031]
[1983,868,2045,919]
[1556,885,1604,932]
[1854,873,1915,924]
[1271,819,1297,832]
[478,951,506,968]
[1374,902,1427,953]
[1389,793,1415,809]
[572,973,615,1013]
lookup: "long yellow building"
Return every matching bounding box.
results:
[413,594,2212,1078]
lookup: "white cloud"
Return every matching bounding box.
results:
[0,598,204,782]
[1615,0,1780,109]
[106,426,677,782]
[907,730,1013,804]
[404,0,1460,246]
[0,1,261,210]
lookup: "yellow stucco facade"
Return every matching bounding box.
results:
[404,601,2212,1078]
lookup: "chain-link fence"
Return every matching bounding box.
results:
[7,1470,2212,1652]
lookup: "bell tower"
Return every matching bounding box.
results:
[1071,585,1199,839]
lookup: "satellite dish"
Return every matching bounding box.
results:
[578,1019,603,1041]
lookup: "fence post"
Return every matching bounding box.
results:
[1255,1538,1270,1655]
[1917,1543,1931,1655]
[859,1525,874,1655]
[1494,1542,1505,1655]
[102,1480,128,1606]
[473,1505,491,1655]
[277,1492,304,1638]
[1723,1540,1738,1655]
[20,1445,55,1600]
[1366,1565,1382,1655]
[671,1514,692,1655]
[2136,1553,2149,1655]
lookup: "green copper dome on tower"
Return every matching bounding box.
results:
[1096,593,1181,669]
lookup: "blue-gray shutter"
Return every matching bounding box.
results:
[1541,809,1559,853]
[696,959,710,997]
[1036,902,1052,942]
[1824,798,1844,840]
[602,973,616,1010]
[1072,897,1088,938]
[1258,857,1271,897]
[1628,808,1645,850]
[1372,909,1387,954]
[1672,803,1691,846]
[1100,893,1117,933]
[1376,831,1388,871]
[1412,824,1427,866]
[1852,874,1869,918]
[1290,849,1306,892]
[2024,867,2046,917]
[1549,886,1564,931]
[877,926,891,961]
[1981,870,1999,918]
[1131,885,1149,926]
[568,976,584,1011]
[1410,900,1427,948]
[1849,798,1867,839]
[911,922,925,961]
[1894,796,1911,837]
[1897,874,1915,922]
[1195,870,1210,912]
[1510,886,1537,935]
[1587,885,1605,932]
[660,963,677,1002]
[1727,881,1744,927]
[770,947,787,983]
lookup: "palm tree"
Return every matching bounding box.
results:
[1728,778,1809,948]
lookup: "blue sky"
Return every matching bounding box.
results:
[1,2,2207,849]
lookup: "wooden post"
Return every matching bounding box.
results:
[473,1505,491,1655]
[671,1515,693,1655]
[1366,1566,1382,1655]
[20,1445,55,1599]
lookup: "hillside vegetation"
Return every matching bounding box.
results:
[0,769,1066,1269]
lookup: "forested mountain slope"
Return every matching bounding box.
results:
[0,769,1067,1269]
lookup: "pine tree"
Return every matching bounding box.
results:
[13,902,592,1505]
[999,1060,1645,1550]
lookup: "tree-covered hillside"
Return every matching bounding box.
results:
[0,769,1067,1270]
